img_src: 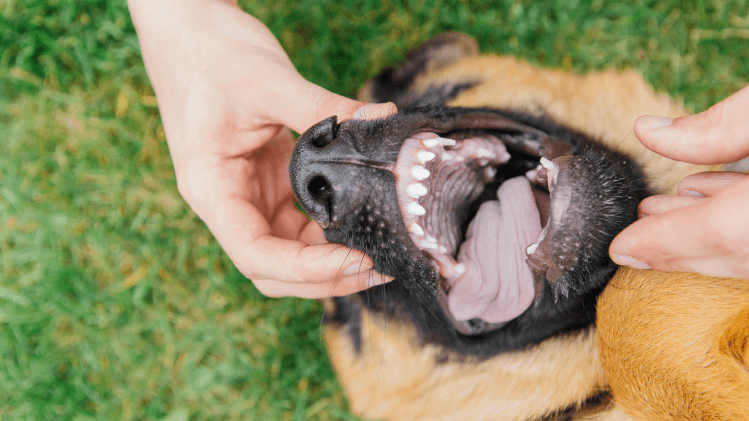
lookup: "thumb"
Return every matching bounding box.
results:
[634,84,749,165]
[278,76,397,133]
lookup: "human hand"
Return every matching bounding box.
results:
[128,0,397,297]
[610,85,749,279]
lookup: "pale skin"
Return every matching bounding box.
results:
[127,0,396,298]
[610,84,749,279]
[130,0,748,299]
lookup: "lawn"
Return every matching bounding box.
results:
[1,0,747,420]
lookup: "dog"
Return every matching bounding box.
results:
[289,32,749,421]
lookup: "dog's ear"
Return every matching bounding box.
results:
[358,32,479,107]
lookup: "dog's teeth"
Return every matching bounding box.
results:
[412,132,439,140]
[416,150,436,163]
[456,156,465,162]
[407,183,428,198]
[411,166,430,180]
[500,151,511,163]
[526,243,538,255]
[439,245,447,253]
[422,138,440,148]
[425,235,437,244]
[409,222,425,236]
[419,240,439,250]
[483,166,497,182]
[454,263,466,275]
[408,202,426,216]
[477,148,493,158]
[438,137,456,147]
[441,153,453,161]
[540,157,556,170]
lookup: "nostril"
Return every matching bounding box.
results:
[310,118,339,148]
[308,175,333,203]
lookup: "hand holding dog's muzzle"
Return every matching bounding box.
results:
[128,0,395,297]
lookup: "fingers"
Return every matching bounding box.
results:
[275,76,397,133]
[253,268,393,298]
[611,176,749,279]
[638,195,703,217]
[201,192,394,297]
[633,84,749,165]
[676,171,748,197]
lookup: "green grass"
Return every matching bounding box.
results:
[1,0,748,420]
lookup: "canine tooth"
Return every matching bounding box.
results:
[408,202,426,216]
[411,166,430,180]
[409,223,425,236]
[416,150,436,163]
[540,157,556,170]
[526,243,538,255]
[407,183,428,197]
[438,137,456,146]
[500,151,512,163]
[441,153,453,161]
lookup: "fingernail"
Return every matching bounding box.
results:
[353,102,397,120]
[640,116,674,130]
[611,254,651,270]
[344,262,373,275]
[679,189,705,197]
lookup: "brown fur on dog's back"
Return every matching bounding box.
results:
[598,267,749,420]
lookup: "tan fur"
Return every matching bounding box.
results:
[326,300,606,421]
[598,268,749,421]
[329,47,747,420]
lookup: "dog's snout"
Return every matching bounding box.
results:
[290,116,366,229]
[309,116,339,148]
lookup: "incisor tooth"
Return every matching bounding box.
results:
[422,137,456,148]
[407,183,428,197]
[416,150,436,163]
[419,240,438,250]
[477,148,493,158]
[409,223,425,236]
[454,263,466,275]
[411,166,430,180]
[422,139,440,148]
[441,153,453,161]
[408,202,426,216]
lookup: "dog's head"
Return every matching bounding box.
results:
[290,105,647,343]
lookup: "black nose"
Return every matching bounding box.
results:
[289,116,362,229]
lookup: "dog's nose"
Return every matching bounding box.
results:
[289,116,362,229]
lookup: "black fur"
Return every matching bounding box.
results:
[291,102,648,358]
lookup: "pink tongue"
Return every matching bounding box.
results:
[447,177,541,323]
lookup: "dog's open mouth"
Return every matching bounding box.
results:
[290,109,642,338]
[394,130,579,335]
